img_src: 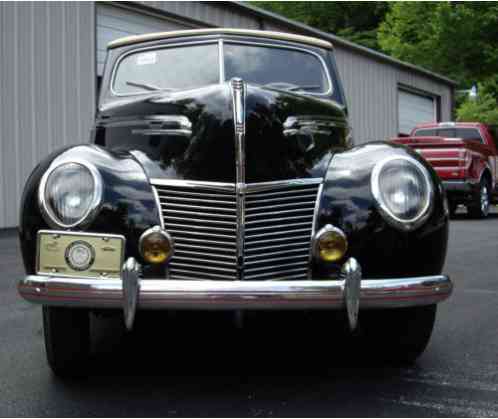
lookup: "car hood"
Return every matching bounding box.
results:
[96,83,349,183]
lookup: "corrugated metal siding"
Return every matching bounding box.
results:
[0,2,95,228]
[139,1,260,29]
[334,46,452,143]
[97,4,191,75]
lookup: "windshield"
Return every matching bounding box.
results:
[413,128,484,143]
[113,44,220,95]
[112,42,330,95]
[224,44,329,93]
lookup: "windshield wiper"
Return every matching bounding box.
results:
[263,82,321,93]
[125,81,162,91]
[286,85,321,92]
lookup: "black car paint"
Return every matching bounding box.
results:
[19,145,165,278]
[19,34,448,280]
[95,84,348,182]
[315,143,448,279]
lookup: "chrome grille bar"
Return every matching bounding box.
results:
[152,179,321,281]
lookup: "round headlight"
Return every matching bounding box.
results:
[371,156,433,230]
[39,162,102,228]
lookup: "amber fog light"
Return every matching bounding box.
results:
[313,225,348,263]
[139,226,174,264]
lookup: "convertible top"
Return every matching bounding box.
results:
[107,28,333,50]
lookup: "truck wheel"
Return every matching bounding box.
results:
[43,306,90,377]
[448,202,458,217]
[358,305,436,364]
[468,179,490,218]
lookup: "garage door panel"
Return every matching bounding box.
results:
[398,89,436,135]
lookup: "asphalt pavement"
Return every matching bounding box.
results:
[1,210,497,417]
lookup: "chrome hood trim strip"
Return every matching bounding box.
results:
[231,77,247,280]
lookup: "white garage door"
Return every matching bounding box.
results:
[398,89,436,135]
[97,4,193,75]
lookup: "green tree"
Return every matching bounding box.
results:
[457,80,498,125]
[252,1,389,50]
[379,2,498,121]
[379,3,498,88]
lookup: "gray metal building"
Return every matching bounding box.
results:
[0,1,457,229]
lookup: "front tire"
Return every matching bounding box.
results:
[468,178,490,218]
[358,305,437,364]
[43,306,90,377]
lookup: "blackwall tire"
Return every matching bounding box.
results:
[43,306,90,378]
[448,202,458,218]
[468,179,490,219]
[358,305,437,365]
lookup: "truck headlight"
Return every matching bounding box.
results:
[371,156,433,231]
[39,162,102,228]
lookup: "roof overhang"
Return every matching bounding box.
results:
[107,28,333,50]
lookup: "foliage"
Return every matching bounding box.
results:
[252,1,498,121]
[457,81,498,125]
[252,2,389,50]
[379,3,498,89]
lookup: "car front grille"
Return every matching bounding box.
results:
[152,179,321,281]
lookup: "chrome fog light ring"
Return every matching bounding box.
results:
[313,224,348,263]
[139,226,175,264]
[38,160,103,229]
[371,155,434,231]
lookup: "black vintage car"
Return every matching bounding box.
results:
[18,29,452,376]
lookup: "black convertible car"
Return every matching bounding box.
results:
[18,29,452,376]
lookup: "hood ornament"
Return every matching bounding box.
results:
[230,78,246,280]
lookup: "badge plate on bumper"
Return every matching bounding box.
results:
[37,230,125,278]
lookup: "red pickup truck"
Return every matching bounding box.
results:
[393,122,498,218]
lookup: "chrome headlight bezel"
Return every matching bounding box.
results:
[38,160,103,229]
[371,155,434,231]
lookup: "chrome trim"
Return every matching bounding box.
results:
[308,183,324,278]
[138,226,175,265]
[312,224,348,262]
[245,178,322,193]
[341,257,361,331]
[312,183,325,235]
[218,39,225,84]
[36,230,126,279]
[18,258,453,311]
[153,178,321,281]
[131,115,192,137]
[150,178,324,191]
[151,186,164,229]
[107,28,333,50]
[131,129,192,137]
[230,77,247,280]
[370,156,434,231]
[122,257,140,331]
[150,178,236,191]
[38,161,103,230]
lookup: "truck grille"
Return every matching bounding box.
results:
[152,179,321,281]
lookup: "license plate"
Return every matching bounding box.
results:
[37,230,125,278]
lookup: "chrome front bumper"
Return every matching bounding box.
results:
[19,257,452,330]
